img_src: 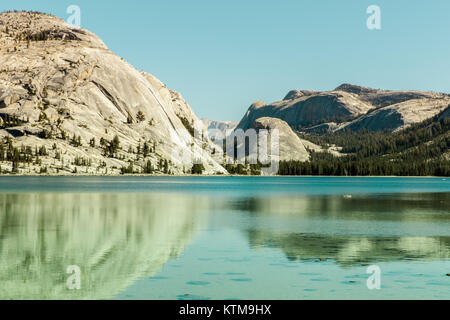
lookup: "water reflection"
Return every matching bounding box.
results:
[0,191,448,300]
[232,193,450,222]
[0,193,209,300]
[236,193,450,266]
[247,231,450,266]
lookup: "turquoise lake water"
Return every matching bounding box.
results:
[0,176,448,300]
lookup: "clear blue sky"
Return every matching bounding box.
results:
[2,1,450,121]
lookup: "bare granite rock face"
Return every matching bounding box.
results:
[0,11,226,175]
[335,83,446,108]
[342,98,450,132]
[247,117,342,161]
[237,92,374,131]
[250,117,310,162]
[237,83,450,132]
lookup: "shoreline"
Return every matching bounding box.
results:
[0,174,447,178]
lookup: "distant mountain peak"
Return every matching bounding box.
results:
[250,100,266,109]
[334,83,379,95]
[283,90,318,101]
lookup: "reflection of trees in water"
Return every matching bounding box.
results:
[247,230,450,267]
[0,193,209,300]
[238,193,450,266]
[232,193,450,222]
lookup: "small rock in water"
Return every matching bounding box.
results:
[446,273,450,277]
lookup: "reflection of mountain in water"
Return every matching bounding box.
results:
[238,193,450,266]
[247,231,450,267]
[233,193,450,222]
[0,193,209,299]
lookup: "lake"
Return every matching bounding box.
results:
[0,176,448,300]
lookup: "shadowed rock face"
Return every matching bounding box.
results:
[237,92,373,131]
[343,97,450,132]
[0,11,226,175]
[343,107,404,132]
[237,84,450,132]
[439,106,450,120]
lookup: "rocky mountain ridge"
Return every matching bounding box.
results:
[0,11,226,175]
[237,83,450,133]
